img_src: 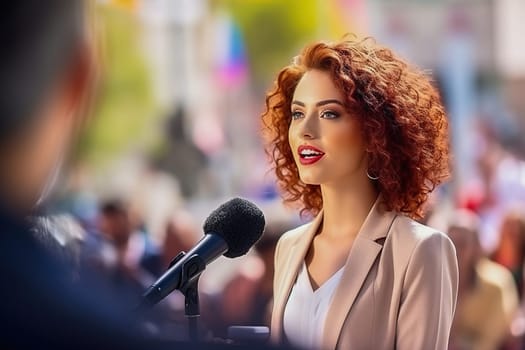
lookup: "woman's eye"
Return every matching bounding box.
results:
[291,111,304,120]
[321,110,339,119]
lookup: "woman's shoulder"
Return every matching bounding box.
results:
[387,215,458,294]
[277,221,313,247]
[273,221,313,267]
[388,214,456,262]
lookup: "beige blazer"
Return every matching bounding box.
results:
[271,198,459,350]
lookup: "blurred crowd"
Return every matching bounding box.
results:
[422,122,525,350]
[39,182,293,341]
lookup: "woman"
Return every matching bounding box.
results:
[262,37,458,350]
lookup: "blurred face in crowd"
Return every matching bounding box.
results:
[288,69,368,188]
[501,215,524,246]
[496,214,525,268]
[99,211,131,248]
[448,225,480,280]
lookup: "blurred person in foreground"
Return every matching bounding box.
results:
[262,37,458,349]
[0,1,165,348]
[0,2,274,349]
[442,210,518,350]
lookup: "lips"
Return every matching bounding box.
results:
[298,145,325,165]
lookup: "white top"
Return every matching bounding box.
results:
[283,261,344,349]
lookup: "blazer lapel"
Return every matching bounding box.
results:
[322,197,397,349]
[273,211,324,342]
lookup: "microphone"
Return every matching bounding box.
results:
[141,198,265,307]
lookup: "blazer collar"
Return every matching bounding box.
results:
[322,195,397,349]
[271,207,323,344]
[275,208,323,323]
[274,195,397,347]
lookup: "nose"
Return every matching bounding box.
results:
[298,112,318,140]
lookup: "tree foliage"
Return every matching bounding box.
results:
[77,4,157,163]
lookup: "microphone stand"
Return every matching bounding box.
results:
[167,251,206,343]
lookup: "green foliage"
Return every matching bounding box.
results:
[77,4,158,164]
[214,0,321,88]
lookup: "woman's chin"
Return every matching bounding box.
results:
[299,174,323,186]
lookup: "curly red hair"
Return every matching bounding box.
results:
[262,37,449,219]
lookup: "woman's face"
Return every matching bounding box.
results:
[288,69,368,187]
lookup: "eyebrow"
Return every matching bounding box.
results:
[291,99,345,107]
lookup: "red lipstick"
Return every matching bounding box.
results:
[297,145,325,165]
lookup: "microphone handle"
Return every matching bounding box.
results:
[142,233,228,306]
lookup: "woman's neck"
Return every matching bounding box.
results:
[319,179,378,240]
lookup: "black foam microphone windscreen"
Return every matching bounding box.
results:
[203,197,265,258]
